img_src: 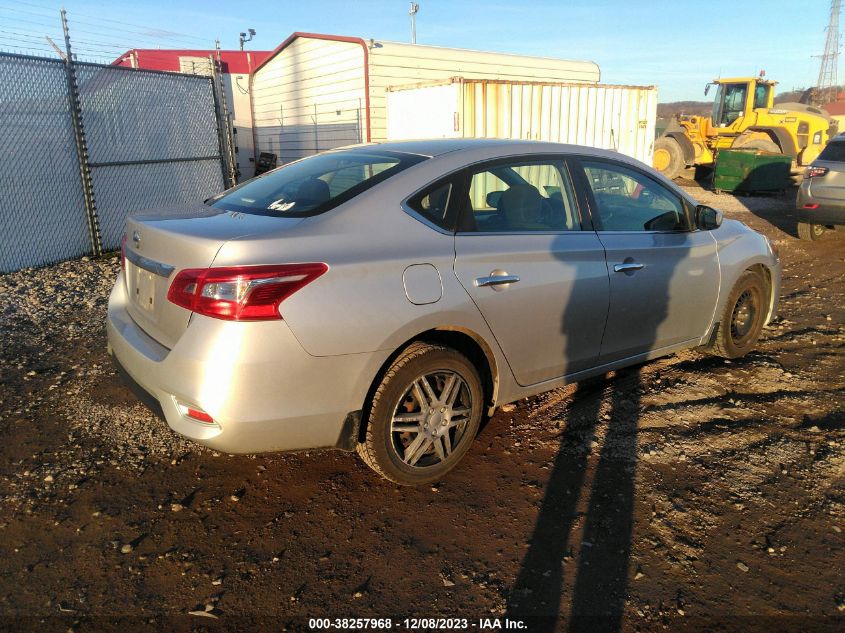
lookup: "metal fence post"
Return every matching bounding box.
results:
[209,54,237,188]
[61,9,102,256]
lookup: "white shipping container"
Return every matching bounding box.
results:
[387,77,657,165]
[250,33,601,163]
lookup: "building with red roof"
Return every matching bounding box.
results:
[113,49,271,179]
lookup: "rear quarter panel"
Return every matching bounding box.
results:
[210,158,519,400]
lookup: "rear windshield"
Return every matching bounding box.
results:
[818,141,845,162]
[210,149,426,216]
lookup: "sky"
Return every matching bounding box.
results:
[0,0,836,102]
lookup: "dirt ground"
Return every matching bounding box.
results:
[0,186,843,633]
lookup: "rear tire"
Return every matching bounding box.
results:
[357,342,483,485]
[709,270,768,359]
[653,137,685,180]
[797,221,826,241]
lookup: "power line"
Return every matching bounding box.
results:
[0,25,213,57]
[9,0,210,40]
[0,12,62,30]
[0,3,210,43]
[0,4,219,64]
[0,29,59,43]
[0,8,212,51]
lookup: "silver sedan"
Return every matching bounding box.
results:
[107,139,781,485]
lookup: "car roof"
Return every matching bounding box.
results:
[337,138,629,160]
[336,138,530,157]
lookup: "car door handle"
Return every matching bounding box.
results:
[475,274,520,287]
[613,262,644,273]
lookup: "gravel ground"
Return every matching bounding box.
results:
[0,186,843,632]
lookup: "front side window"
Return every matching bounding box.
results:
[460,159,580,232]
[582,161,690,232]
[753,84,769,109]
[713,83,748,126]
[210,149,425,217]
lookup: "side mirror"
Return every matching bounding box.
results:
[704,83,711,96]
[696,205,723,230]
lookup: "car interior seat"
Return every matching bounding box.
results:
[498,184,550,230]
[297,178,332,208]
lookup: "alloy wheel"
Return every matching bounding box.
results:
[390,370,473,468]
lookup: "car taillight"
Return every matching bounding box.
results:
[805,166,829,178]
[166,263,328,321]
[120,233,127,271]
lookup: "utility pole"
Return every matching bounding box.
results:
[409,2,419,44]
[816,0,841,105]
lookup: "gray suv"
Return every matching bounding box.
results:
[796,135,845,240]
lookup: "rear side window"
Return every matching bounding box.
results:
[406,180,455,230]
[210,149,426,217]
[818,141,845,162]
[460,159,580,232]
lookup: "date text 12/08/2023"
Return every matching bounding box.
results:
[307,618,528,630]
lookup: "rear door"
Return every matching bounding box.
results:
[573,158,720,364]
[453,156,609,386]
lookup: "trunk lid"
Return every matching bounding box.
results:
[122,203,304,348]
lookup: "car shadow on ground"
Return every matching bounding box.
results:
[504,369,641,633]
[506,210,675,631]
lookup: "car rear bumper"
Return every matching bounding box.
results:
[106,276,387,454]
[795,204,845,226]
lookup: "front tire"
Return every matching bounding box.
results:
[653,137,685,180]
[709,270,768,359]
[357,342,483,485]
[797,221,826,241]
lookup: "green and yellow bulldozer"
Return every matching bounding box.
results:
[653,75,835,180]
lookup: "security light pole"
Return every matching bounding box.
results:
[239,28,256,51]
[409,3,419,44]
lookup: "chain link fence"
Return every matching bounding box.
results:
[0,54,91,272]
[0,52,230,272]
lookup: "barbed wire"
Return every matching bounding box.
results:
[0,4,212,44]
[0,7,216,61]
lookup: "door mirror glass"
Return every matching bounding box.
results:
[696,205,723,230]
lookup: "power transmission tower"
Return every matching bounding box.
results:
[816,0,841,105]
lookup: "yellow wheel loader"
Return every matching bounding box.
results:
[653,76,835,180]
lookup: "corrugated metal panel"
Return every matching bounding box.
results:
[369,40,600,143]
[251,38,366,163]
[386,78,657,164]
